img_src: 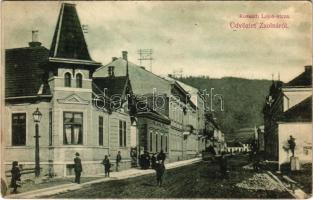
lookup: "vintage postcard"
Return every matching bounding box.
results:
[1,1,312,199]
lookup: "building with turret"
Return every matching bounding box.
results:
[3,3,207,179]
[4,3,133,177]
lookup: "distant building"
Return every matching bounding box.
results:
[226,142,244,153]
[263,66,312,167]
[203,113,226,154]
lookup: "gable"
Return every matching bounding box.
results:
[57,94,89,105]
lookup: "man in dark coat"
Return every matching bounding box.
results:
[143,151,151,169]
[218,152,228,179]
[157,150,166,164]
[74,152,82,184]
[151,153,157,169]
[155,150,167,186]
[102,155,111,177]
[155,162,165,186]
[10,161,21,193]
[116,151,122,172]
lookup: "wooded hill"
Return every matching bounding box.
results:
[177,76,273,136]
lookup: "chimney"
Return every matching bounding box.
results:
[305,65,312,72]
[112,57,118,62]
[122,51,128,61]
[29,30,42,47]
[108,66,115,77]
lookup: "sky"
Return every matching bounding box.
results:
[2,1,312,82]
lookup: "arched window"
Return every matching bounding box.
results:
[76,73,82,88]
[64,72,71,87]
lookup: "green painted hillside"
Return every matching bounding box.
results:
[177,76,272,135]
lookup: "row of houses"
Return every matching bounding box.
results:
[3,3,212,178]
[262,65,312,169]
[225,127,255,153]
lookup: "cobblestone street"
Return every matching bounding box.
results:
[47,154,292,199]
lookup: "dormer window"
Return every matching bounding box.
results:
[76,73,82,88]
[64,72,71,87]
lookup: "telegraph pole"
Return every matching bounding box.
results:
[137,49,153,72]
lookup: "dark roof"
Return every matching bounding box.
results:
[49,3,91,61]
[280,96,312,122]
[94,58,171,95]
[93,76,130,98]
[285,66,312,87]
[136,110,171,125]
[5,46,51,98]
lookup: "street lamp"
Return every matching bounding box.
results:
[32,108,42,177]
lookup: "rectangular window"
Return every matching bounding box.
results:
[12,113,26,146]
[155,133,158,152]
[49,111,52,146]
[63,112,83,145]
[119,120,123,146]
[99,116,104,145]
[165,135,168,152]
[119,120,127,147]
[161,135,163,151]
[123,121,127,147]
[149,131,153,152]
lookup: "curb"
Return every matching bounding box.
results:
[266,171,309,199]
[7,158,201,198]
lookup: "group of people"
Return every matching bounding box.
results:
[139,150,166,186]
[101,151,122,177]
[73,151,122,184]
[9,149,166,194]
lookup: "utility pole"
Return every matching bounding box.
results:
[137,49,153,72]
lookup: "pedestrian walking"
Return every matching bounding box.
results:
[143,151,151,169]
[74,152,82,184]
[155,160,166,186]
[157,149,166,164]
[151,153,157,169]
[139,153,145,169]
[218,152,228,179]
[102,155,111,177]
[116,151,122,172]
[154,150,166,186]
[252,152,260,172]
[10,161,21,194]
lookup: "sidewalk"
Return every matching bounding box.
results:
[7,158,201,199]
[242,162,310,199]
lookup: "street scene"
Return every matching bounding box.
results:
[1,1,312,199]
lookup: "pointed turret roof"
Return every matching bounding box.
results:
[49,3,100,66]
